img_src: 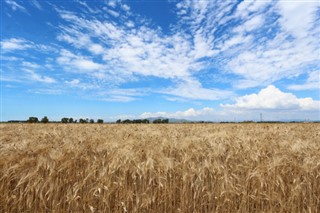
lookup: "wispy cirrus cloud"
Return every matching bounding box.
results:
[1,0,319,106]
[57,49,104,72]
[97,88,148,102]
[288,71,320,91]
[225,1,320,88]
[4,0,28,13]
[1,38,56,53]
[53,3,230,100]
[175,0,319,89]
[24,69,56,84]
[162,78,234,101]
[1,38,32,51]
[30,0,42,10]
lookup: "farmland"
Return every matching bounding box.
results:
[0,123,319,212]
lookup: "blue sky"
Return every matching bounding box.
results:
[1,0,319,122]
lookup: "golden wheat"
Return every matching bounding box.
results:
[0,123,319,212]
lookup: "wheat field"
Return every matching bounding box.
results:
[0,123,319,212]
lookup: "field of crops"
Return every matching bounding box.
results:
[0,123,319,212]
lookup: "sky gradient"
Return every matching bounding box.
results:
[1,0,319,122]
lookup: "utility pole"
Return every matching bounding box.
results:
[260,113,263,122]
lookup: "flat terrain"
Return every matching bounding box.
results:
[0,123,319,212]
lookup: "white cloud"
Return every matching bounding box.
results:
[1,38,55,54]
[101,95,138,102]
[140,107,215,119]
[22,61,40,69]
[98,88,147,102]
[65,79,99,90]
[124,86,319,121]
[66,79,80,85]
[235,0,269,19]
[57,49,104,72]
[107,0,117,8]
[1,56,20,61]
[88,44,104,55]
[55,6,220,90]
[30,0,42,10]
[277,1,319,39]
[31,89,63,95]
[25,70,56,83]
[1,38,32,51]
[222,85,320,111]
[234,14,264,33]
[107,9,119,17]
[122,4,130,12]
[126,21,134,28]
[75,59,103,70]
[4,0,28,13]
[45,1,320,103]
[192,30,215,59]
[225,1,320,88]
[288,71,320,90]
[53,2,260,101]
[173,1,319,90]
[78,1,100,13]
[162,78,234,101]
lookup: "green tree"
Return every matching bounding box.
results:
[162,119,169,123]
[153,119,162,124]
[41,116,49,123]
[123,119,132,124]
[79,118,87,123]
[97,119,104,123]
[27,117,39,123]
[61,117,69,123]
[116,119,121,124]
[90,119,94,123]
[142,119,150,124]
[68,118,74,123]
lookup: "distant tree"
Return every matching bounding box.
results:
[153,119,162,124]
[8,120,25,123]
[61,117,69,123]
[90,119,94,123]
[142,119,149,124]
[162,119,169,123]
[242,120,254,123]
[68,118,74,123]
[133,119,142,123]
[153,119,168,124]
[79,118,89,124]
[97,119,104,124]
[116,119,121,124]
[41,116,49,123]
[27,117,39,123]
[74,120,78,123]
[122,119,132,124]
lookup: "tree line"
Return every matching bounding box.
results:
[23,116,104,123]
[9,117,169,124]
